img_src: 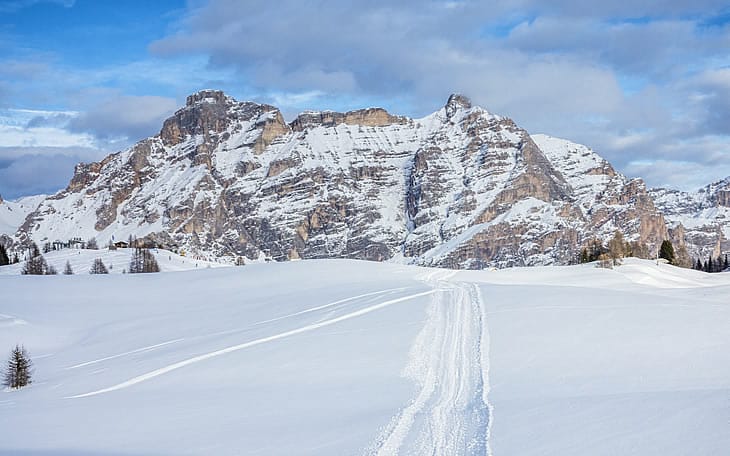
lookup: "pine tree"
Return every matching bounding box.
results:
[724,254,729,271]
[658,240,676,265]
[86,238,98,250]
[63,260,74,275]
[29,242,40,259]
[89,258,109,274]
[0,243,9,266]
[695,258,703,270]
[21,254,52,275]
[3,345,32,389]
[708,256,714,273]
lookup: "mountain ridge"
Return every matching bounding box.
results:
[2,89,726,267]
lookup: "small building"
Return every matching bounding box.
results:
[114,241,129,249]
[68,237,85,249]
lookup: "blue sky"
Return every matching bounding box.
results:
[1,0,730,198]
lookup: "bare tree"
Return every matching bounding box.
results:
[3,345,32,389]
[86,238,99,250]
[129,248,160,273]
[607,230,626,266]
[596,253,613,269]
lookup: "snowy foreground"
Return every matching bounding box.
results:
[1,258,729,455]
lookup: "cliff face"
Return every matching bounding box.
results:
[11,90,680,267]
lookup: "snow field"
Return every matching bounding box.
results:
[0,258,728,455]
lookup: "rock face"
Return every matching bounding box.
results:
[10,90,686,267]
[650,178,730,261]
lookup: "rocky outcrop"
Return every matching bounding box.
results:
[10,90,697,268]
[650,177,730,261]
[290,107,407,131]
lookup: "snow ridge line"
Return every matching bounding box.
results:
[368,270,492,455]
[66,289,436,399]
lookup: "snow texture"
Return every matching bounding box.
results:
[1,258,728,455]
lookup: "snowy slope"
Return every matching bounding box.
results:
[0,194,45,235]
[1,259,728,455]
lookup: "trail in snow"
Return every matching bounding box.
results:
[368,269,493,455]
[64,288,409,372]
[64,339,185,370]
[67,290,436,399]
[251,287,412,326]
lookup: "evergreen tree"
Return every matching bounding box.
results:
[89,258,109,274]
[580,248,589,264]
[708,256,714,273]
[695,258,702,270]
[658,240,676,265]
[86,238,98,250]
[21,254,53,275]
[11,254,19,264]
[0,243,9,266]
[3,344,32,389]
[29,242,40,259]
[725,254,729,271]
[63,260,74,275]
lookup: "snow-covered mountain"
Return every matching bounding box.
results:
[650,178,730,261]
[7,90,674,267]
[0,194,45,236]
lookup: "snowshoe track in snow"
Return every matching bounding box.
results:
[369,269,493,455]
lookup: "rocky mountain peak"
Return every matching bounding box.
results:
[185,89,229,107]
[161,91,284,147]
[8,89,703,269]
[445,93,472,119]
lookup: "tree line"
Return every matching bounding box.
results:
[578,232,705,270]
[12,241,159,275]
[693,253,729,273]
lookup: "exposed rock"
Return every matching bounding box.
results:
[290,107,406,131]
[11,89,718,268]
[650,177,730,261]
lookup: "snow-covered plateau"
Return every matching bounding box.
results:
[1,258,728,455]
